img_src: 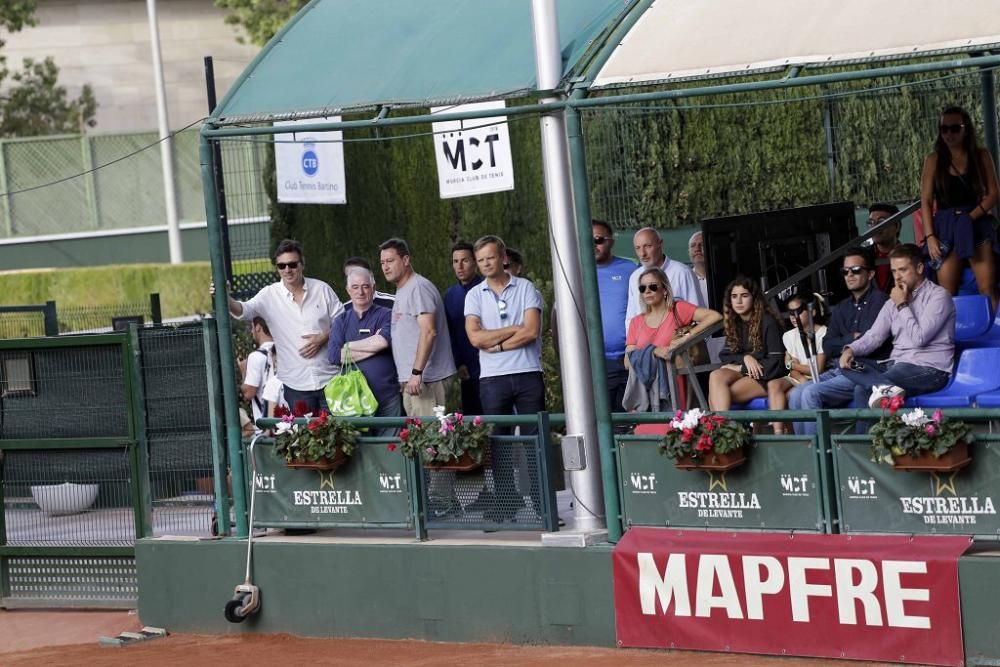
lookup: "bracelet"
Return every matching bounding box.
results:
[499,342,504,352]
[925,233,937,241]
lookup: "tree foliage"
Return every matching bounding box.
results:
[0,0,97,137]
[214,0,308,46]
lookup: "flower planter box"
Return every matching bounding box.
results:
[892,442,971,472]
[286,449,350,472]
[424,452,483,472]
[673,447,746,472]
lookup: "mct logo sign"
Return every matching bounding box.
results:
[630,472,657,494]
[780,473,810,497]
[378,473,403,493]
[301,142,319,177]
[847,476,877,499]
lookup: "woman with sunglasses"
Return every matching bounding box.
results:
[624,268,721,410]
[920,105,1000,308]
[767,294,828,434]
[708,277,785,419]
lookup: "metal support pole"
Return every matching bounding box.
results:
[204,56,233,281]
[531,0,604,532]
[199,132,249,536]
[566,97,621,542]
[149,293,162,325]
[980,61,1000,213]
[42,300,58,337]
[146,0,182,264]
[822,94,837,198]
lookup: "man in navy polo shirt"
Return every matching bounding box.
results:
[327,266,399,433]
[465,235,545,523]
[593,219,637,414]
[443,241,484,416]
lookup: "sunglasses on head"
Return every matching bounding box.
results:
[276,261,300,270]
[840,266,867,276]
[593,236,611,245]
[637,283,661,293]
[939,123,965,135]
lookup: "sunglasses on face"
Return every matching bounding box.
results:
[276,261,300,270]
[638,283,661,293]
[593,236,611,245]
[939,123,965,135]
[840,266,867,276]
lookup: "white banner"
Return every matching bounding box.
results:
[431,101,515,199]
[274,117,347,204]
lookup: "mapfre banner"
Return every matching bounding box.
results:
[614,528,969,666]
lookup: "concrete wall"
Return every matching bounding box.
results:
[3,0,259,132]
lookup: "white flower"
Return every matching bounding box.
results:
[901,408,930,428]
[274,421,295,435]
[680,408,704,430]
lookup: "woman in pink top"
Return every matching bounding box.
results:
[624,268,722,408]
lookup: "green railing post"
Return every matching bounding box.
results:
[199,130,249,536]
[149,293,162,325]
[409,454,427,541]
[565,94,622,542]
[43,301,58,337]
[814,410,839,534]
[124,325,152,539]
[536,411,558,532]
[202,318,232,536]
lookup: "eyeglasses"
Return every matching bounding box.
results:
[637,283,661,293]
[866,216,890,227]
[497,299,508,320]
[275,261,300,270]
[840,266,867,276]
[593,236,611,245]
[939,123,965,135]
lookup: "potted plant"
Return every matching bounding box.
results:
[660,408,749,471]
[272,405,360,472]
[396,406,492,471]
[869,396,973,472]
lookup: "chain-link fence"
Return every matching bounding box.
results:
[0,294,164,340]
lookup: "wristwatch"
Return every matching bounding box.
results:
[411,368,423,376]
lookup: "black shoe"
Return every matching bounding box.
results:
[465,489,495,513]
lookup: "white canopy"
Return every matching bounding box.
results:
[593,0,1000,88]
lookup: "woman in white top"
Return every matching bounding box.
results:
[768,295,828,434]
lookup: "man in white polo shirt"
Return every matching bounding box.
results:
[465,235,544,523]
[625,227,704,326]
[221,239,343,414]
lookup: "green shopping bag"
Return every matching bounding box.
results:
[324,347,378,417]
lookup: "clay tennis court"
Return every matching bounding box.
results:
[0,609,900,666]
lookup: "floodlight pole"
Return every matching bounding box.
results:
[531,0,605,533]
[146,0,183,264]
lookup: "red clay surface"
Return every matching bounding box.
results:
[0,614,909,667]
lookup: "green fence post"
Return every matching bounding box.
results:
[814,410,839,534]
[566,96,622,542]
[149,293,162,325]
[199,131,249,536]
[81,135,100,230]
[536,411,558,532]
[125,325,152,539]
[43,301,58,337]
[0,140,11,237]
[202,319,231,536]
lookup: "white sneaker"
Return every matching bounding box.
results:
[869,385,905,409]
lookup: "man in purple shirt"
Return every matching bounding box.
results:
[840,244,955,408]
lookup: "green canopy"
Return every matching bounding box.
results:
[213,0,624,124]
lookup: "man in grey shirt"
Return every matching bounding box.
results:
[840,244,955,408]
[380,237,456,417]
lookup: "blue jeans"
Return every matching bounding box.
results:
[842,361,950,407]
[283,386,326,415]
[479,372,546,514]
[789,369,857,435]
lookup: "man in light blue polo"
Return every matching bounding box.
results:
[465,234,544,524]
[593,219,636,414]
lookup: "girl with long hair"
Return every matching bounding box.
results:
[920,105,1000,308]
[708,277,785,421]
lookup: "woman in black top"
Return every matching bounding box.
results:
[920,105,1000,309]
[708,277,785,415]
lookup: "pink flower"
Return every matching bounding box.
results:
[454,412,464,423]
[933,409,943,423]
[695,434,713,452]
[925,424,936,436]
[399,428,410,441]
[682,428,694,443]
[281,414,294,424]
[425,447,436,455]
[888,395,905,413]
[438,421,454,435]
[472,416,483,426]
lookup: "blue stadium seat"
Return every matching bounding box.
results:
[959,305,1000,349]
[976,389,1000,407]
[907,347,1000,408]
[957,267,979,295]
[953,295,993,341]
[731,397,768,410]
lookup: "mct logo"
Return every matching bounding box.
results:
[780,473,809,497]
[630,472,657,494]
[301,142,319,177]
[441,131,501,172]
[847,476,877,498]
[254,472,276,493]
[378,473,403,493]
